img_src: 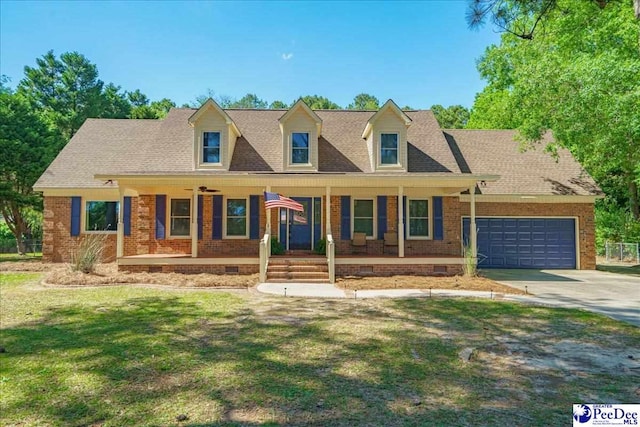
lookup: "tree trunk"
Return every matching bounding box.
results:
[630,180,640,220]
[635,0,640,19]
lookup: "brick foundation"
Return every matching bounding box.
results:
[336,264,463,277]
[119,264,259,274]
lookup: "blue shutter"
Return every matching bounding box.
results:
[377,196,387,239]
[155,195,166,240]
[340,196,351,240]
[70,196,81,236]
[197,195,203,240]
[433,196,443,240]
[249,195,260,239]
[123,196,132,236]
[212,195,223,240]
[402,196,407,239]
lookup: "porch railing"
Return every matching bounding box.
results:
[326,232,335,284]
[259,232,270,283]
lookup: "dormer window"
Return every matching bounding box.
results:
[203,132,221,163]
[380,133,398,165]
[292,132,309,164]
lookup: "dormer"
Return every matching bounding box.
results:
[362,99,412,172]
[189,98,241,170]
[279,99,322,171]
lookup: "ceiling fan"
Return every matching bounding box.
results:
[183,186,220,193]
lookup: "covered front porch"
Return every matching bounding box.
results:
[104,173,492,283]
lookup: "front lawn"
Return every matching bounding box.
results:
[1,273,638,426]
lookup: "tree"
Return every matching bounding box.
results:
[298,95,341,109]
[269,100,288,109]
[17,51,105,140]
[229,93,268,109]
[467,0,640,40]
[470,0,640,220]
[430,104,470,129]
[191,89,234,108]
[130,97,176,119]
[100,83,131,119]
[0,91,60,254]
[127,89,149,108]
[347,93,380,110]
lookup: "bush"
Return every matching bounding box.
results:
[462,243,477,277]
[71,234,107,273]
[270,237,285,255]
[313,238,326,255]
[595,205,640,255]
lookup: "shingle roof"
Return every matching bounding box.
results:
[443,130,602,196]
[34,108,601,197]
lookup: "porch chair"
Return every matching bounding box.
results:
[351,232,367,254]
[383,232,398,254]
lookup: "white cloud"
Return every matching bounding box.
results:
[281,53,294,60]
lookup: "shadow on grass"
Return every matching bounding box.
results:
[1,293,638,426]
[597,263,640,277]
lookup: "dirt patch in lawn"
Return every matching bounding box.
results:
[336,274,526,295]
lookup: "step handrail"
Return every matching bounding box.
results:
[259,232,270,282]
[326,232,335,283]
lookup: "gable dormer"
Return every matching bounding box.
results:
[279,99,322,171]
[189,98,241,170]
[362,99,412,172]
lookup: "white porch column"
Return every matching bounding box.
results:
[191,187,198,258]
[398,186,404,258]
[265,185,271,234]
[469,185,477,261]
[116,187,125,258]
[325,186,331,234]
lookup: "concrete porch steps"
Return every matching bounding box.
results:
[266,257,330,283]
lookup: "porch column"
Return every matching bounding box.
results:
[265,185,271,234]
[116,186,125,258]
[398,186,404,258]
[469,185,477,261]
[325,186,331,234]
[191,187,198,258]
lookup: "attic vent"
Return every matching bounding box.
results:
[225,266,239,274]
[359,266,374,275]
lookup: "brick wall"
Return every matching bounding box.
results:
[119,264,258,274]
[336,264,462,277]
[459,201,596,269]
[43,197,116,262]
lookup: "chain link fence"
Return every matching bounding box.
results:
[0,239,42,255]
[605,242,640,264]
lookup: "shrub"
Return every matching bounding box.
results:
[270,237,285,255]
[462,243,477,277]
[71,234,107,273]
[313,238,326,255]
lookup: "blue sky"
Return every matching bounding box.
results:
[0,1,500,109]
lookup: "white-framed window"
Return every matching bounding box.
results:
[291,132,309,164]
[380,133,398,165]
[352,198,376,238]
[407,198,431,239]
[85,201,119,232]
[203,131,221,164]
[225,198,248,238]
[170,198,191,237]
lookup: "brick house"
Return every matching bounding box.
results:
[34,98,602,282]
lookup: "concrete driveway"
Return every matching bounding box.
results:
[483,269,640,327]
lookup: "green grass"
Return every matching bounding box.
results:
[597,263,640,276]
[0,253,42,262]
[1,273,638,426]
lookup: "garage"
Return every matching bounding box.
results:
[462,217,576,269]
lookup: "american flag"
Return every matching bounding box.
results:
[264,191,304,212]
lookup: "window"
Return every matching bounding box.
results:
[408,199,430,238]
[380,133,398,165]
[291,132,309,164]
[226,198,247,237]
[85,201,119,231]
[170,199,191,237]
[203,131,221,163]
[353,199,374,237]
